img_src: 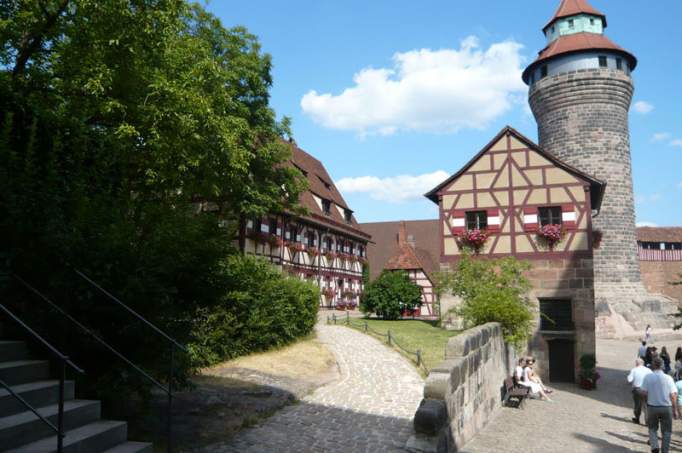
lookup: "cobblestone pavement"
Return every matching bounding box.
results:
[462,335,682,453]
[195,324,424,452]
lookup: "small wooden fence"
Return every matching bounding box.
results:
[638,249,682,262]
[327,313,429,375]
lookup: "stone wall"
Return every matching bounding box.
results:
[526,257,596,381]
[408,323,512,453]
[640,261,682,305]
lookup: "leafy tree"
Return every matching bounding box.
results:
[0,0,307,404]
[437,254,533,347]
[360,271,422,320]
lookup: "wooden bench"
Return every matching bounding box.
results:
[503,376,529,408]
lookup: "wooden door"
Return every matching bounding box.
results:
[548,339,575,383]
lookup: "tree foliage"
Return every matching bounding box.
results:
[0,0,308,402]
[437,254,533,347]
[360,271,422,320]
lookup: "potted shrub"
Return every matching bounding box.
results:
[324,250,336,262]
[578,354,600,390]
[456,229,489,254]
[307,247,319,259]
[537,224,565,251]
[336,300,347,311]
[322,287,335,300]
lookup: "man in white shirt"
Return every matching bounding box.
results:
[628,358,652,424]
[641,357,678,453]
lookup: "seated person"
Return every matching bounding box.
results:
[518,358,553,402]
[514,357,525,384]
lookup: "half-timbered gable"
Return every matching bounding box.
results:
[240,143,371,308]
[426,126,604,261]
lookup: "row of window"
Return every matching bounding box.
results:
[549,17,597,35]
[252,218,365,255]
[465,206,562,231]
[639,242,682,251]
[532,55,625,84]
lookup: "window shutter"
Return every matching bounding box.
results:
[450,210,466,234]
[487,208,501,233]
[523,207,538,232]
[562,204,577,230]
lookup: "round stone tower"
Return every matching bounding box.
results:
[523,0,676,335]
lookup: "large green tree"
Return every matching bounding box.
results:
[360,271,422,320]
[0,0,307,400]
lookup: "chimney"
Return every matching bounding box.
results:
[398,221,407,245]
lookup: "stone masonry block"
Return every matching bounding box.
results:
[414,399,448,436]
[424,371,450,400]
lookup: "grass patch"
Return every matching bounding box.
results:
[342,318,460,373]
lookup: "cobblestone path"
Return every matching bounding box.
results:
[196,324,424,452]
[462,336,682,453]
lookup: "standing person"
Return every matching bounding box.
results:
[627,358,652,424]
[674,348,682,379]
[676,374,682,419]
[660,347,672,374]
[645,324,653,343]
[641,357,678,453]
[645,347,655,368]
[639,341,648,359]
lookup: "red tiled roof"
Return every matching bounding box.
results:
[637,227,682,243]
[544,0,606,31]
[287,143,370,240]
[523,33,637,82]
[385,222,426,271]
[361,220,440,281]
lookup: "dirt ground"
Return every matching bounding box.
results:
[131,333,338,452]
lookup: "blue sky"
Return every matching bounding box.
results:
[208,0,682,226]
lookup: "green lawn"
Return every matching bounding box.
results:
[341,317,460,373]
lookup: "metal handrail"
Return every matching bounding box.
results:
[13,274,181,452]
[0,302,84,453]
[74,270,188,353]
[73,269,188,453]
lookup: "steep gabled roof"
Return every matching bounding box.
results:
[385,222,427,271]
[287,143,371,240]
[423,126,606,210]
[360,220,440,281]
[544,0,606,31]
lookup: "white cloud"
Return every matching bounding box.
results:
[633,101,654,114]
[652,132,671,142]
[671,139,682,147]
[301,36,527,135]
[636,221,659,228]
[336,170,450,203]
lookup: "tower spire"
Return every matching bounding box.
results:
[544,0,606,31]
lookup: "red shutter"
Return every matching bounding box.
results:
[562,204,577,230]
[486,208,501,233]
[451,210,466,234]
[523,207,538,232]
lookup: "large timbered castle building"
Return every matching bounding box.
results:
[239,143,370,308]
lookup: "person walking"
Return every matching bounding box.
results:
[660,347,671,374]
[645,324,653,343]
[639,341,648,360]
[627,358,652,424]
[641,357,678,453]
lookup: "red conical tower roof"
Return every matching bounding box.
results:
[543,0,607,31]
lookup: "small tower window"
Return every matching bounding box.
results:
[616,58,623,70]
[568,19,574,28]
[599,56,608,68]
[590,18,595,26]
[540,65,548,79]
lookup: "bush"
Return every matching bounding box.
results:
[437,254,533,347]
[360,271,422,320]
[189,255,320,366]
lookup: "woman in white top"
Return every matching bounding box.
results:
[514,358,525,383]
[519,358,552,401]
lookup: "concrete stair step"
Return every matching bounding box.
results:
[6,420,129,453]
[0,360,50,385]
[0,341,29,362]
[0,399,101,450]
[0,380,75,417]
[102,441,154,453]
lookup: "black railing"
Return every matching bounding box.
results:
[73,270,188,453]
[14,272,187,453]
[0,303,85,453]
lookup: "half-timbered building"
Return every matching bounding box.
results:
[424,126,605,383]
[239,143,371,308]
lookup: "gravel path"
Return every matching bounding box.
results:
[196,324,424,452]
[462,336,682,453]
